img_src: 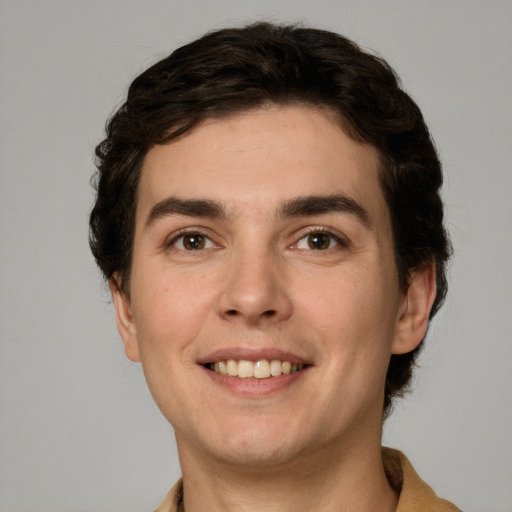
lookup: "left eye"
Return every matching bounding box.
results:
[172,233,215,251]
[296,232,339,250]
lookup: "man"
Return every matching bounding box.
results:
[89,22,458,511]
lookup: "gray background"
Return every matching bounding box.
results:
[1,1,511,510]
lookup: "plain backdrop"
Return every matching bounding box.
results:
[1,1,511,511]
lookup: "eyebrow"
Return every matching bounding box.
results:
[144,193,370,229]
[280,194,370,228]
[145,197,225,228]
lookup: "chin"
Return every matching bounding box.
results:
[213,436,302,468]
[182,415,308,469]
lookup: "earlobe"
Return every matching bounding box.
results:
[110,276,141,362]
[392,263,437,355]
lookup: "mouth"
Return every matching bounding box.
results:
[205,359,306,379]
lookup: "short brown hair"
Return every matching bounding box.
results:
[89,22,451,415]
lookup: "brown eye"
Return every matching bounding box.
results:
[168,231,216,253]
[296,231,343,251]
[307,233,332,250]
[182,234,206,250]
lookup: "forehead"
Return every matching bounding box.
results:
[137,105,386,222]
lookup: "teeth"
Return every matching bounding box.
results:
[237,360,254,378]
[215,361,228,375]
[270,359,283,377]
[208,359,305,379]
[253,359,270,379]
[227,359,238,376]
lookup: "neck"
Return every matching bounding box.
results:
[176,436,397,512]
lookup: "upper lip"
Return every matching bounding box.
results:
[197,347,310,365]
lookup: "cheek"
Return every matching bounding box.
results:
[128,270,217,421]
[130,268,217,357]
[299,266,400,356]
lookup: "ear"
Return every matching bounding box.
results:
[110,276,141,362]
[392,263,437,355]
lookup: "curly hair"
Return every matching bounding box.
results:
[89,22,451,415]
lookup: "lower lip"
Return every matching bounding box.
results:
[201,366,309,397]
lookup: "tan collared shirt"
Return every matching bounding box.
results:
[155,448,460,511]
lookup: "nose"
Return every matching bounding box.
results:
[217,245,293,326]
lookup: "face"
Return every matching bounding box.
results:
[112,105,434,469]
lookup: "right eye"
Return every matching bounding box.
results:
[170,233,215,251]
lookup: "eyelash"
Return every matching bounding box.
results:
[165,227,348,253]
[165,229,217,252]
[294,228,348,251]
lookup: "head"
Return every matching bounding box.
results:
[89,22,450,417]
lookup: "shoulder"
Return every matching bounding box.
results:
[154,479,183,512]
[382,447,460,512]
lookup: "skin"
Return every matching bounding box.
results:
[111,105,436,512]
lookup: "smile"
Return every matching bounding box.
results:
[206,359,306,379]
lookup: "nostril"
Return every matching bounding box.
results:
[262,310,277,317]
[226,309,238,316]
